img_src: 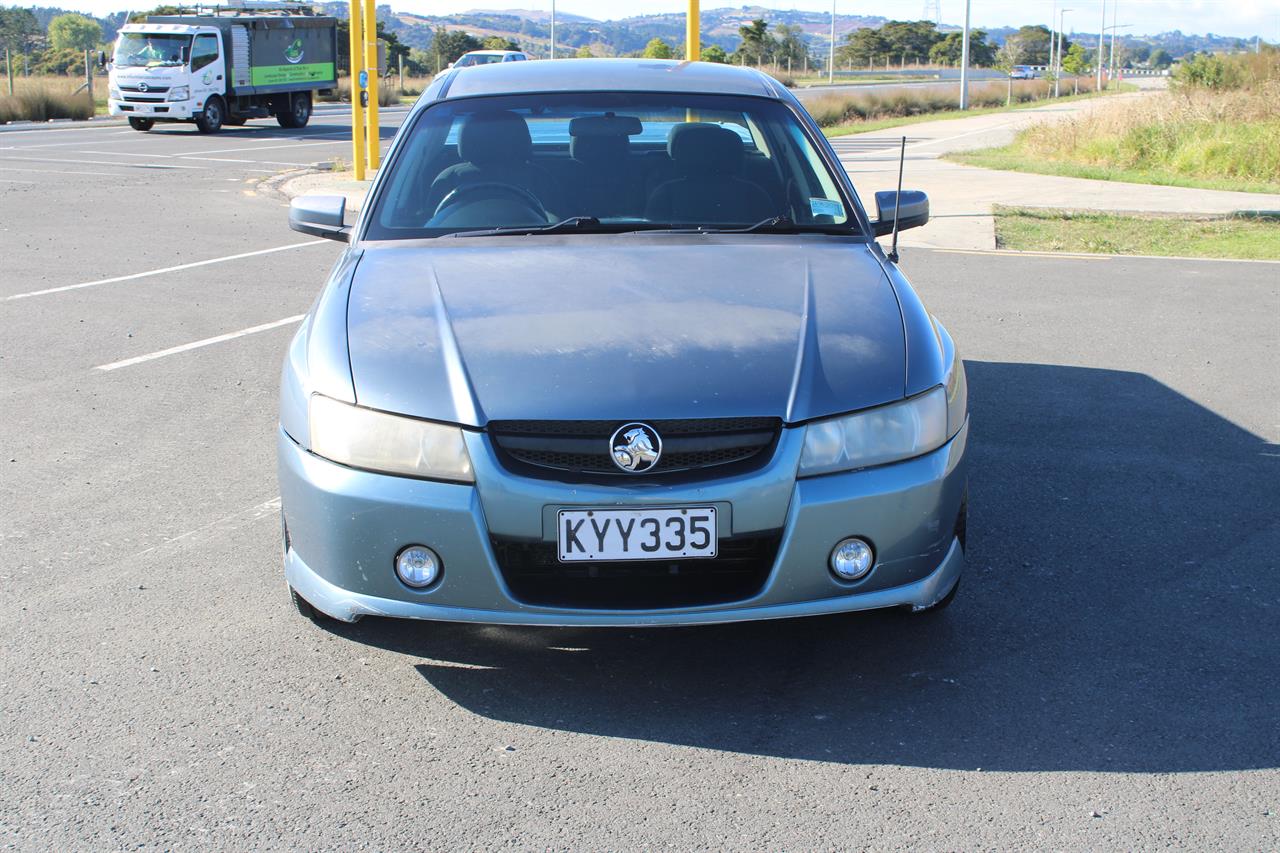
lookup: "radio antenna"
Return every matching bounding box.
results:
[888,135,906,264]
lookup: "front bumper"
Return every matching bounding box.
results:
[279,420,968,626]
[108,98,194,119]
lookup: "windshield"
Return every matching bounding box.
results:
[114,32,191,67]
[366,92,861,240]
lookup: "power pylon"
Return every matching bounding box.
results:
[923,0,942,25]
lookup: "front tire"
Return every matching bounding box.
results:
[289,585,329,622]
[908,578,960,615]
[276,92,312,129]
[194,96,224,133]
[127,117,154,131]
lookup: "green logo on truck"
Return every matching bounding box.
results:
[250,61,334,86]
[284,39,305,64]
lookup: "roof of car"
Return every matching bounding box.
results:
[438,58,786,100]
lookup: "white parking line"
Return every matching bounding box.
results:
[177,138,350,156]
[0,154,206,170]
[3,240,326,301]
[0,165,135,178]
[95,314,305,371]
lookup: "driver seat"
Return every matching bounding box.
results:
[427,111,558,216]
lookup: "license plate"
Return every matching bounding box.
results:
[557,506,718,562]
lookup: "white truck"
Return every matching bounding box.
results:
[105,4,338,133]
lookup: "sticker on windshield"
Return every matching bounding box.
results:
[809,197,844,218]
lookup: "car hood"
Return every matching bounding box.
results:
[345,237,906,426]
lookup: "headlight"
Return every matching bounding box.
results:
[799,386,952,477]
[309,395,474,483]
[166,86,189,101]
[109,86,121,100]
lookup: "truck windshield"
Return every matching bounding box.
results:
[367,91,861,240]
[114,33,191,67]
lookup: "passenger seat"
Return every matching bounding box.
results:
[645,123,776,224]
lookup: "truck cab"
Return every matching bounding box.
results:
[106,7,337,133]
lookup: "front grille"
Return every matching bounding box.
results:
[121,84,169,93]
[489,417,780,478]
[492,531,781,609]
[123,95,166,103]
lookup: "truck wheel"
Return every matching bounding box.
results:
[277,92,312,129]
[195,96,224,133]
[128,117,154,132]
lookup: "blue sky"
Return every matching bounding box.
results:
[62,0,1280,40]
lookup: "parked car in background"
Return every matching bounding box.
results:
[282,59,968,628]
[435,49,531,78]
[1009,65,1037,79]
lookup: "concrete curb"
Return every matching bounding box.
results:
[261,167,372,214]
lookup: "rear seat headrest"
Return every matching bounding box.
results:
[571,133,629,164]
[667,123,745,176]
[459,110,532,166]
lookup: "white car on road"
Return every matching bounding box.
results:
[436,50,531,78]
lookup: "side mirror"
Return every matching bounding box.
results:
[97,50,107,69]
[289,195,349,242]
[872,189,929,237]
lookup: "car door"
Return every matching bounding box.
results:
[190,32,224,107]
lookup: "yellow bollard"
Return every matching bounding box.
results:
[686,0,700,61]
[347,0,366,181]
[363,0,380,172]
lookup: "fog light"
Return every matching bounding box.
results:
[830,537,874,581]
[395,545,440,588]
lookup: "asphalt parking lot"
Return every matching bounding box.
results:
[2,114,1278,849]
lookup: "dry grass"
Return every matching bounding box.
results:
[958,51,1280,192]
[806,78,1097,128]
[0,78,96,123]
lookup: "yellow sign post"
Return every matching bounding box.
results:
[363,0,380,172]
[686,0,700,61]
[347,0,366,181]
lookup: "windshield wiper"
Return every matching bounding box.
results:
[637,217,854,236]
[448,216,605,238]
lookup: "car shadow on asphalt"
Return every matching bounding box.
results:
[324,361,1280,772]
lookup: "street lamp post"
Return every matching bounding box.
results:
[1049,0,1057,82]
[959,0,972,109]
[1096,0,1105,90]
[1107,22,1132,80]
[1056,9,1071,97]
[828,0,836,85]
[550,0,556,59]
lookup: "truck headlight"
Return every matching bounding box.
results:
[799,385,961,477]
[166,86,189,101]
[109,85,121,100]
[309,395,474,483]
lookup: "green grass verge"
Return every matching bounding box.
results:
[822,86,1131,138]
[993,206,1280,260]
[950,146,1280,195]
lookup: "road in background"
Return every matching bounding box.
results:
[1,115,1278,849]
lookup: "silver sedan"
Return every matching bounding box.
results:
[280,58,968,626]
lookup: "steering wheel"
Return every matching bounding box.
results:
[432,181,548,224]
